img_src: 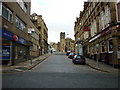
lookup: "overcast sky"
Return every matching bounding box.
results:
[31,0,87,43]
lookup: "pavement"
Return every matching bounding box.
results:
[0,53,119,74]
[86,58,119,74]
[1,53,51,73]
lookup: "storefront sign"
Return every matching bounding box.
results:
[83,26,90,31]
[2,29,14,40]
[100,28,111,37]
[13,35,18,41]
[89,34,100,42]
[0,29,26,45]
[18,37,26,44]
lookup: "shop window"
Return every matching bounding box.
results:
[101,41,105,53]
[108,39,113,52]
[2,5,13,23]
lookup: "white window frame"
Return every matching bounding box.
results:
[16,0,27,13]
[16,16,26,31]
[2,5,13,23]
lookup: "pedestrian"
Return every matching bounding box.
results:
[51,50,53,54]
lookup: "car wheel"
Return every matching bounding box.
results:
[73,61,76,64]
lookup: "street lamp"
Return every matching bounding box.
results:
[77,38,83,56]
[28,27,35,65]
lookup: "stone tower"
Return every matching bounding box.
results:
[60,32,66,52]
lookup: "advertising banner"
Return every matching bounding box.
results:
[0,46,10,60]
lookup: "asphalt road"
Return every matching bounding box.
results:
[2,54,119,88]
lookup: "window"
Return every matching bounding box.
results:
[16,0,27,13]
[101,41,105,53]
[2,5,13,23]
[90,19,97,37]
[101,9,105,30]
[117,0,120,3]
[96,44,99,54]
[35,16,37,20]
[116,0,120,22]
[0,2,2,16]
[16,16,26,31]
[108,39,113,52]
[105,4,111,27]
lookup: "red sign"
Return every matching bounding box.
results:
[83,26,90,31]
[13,35,18,41]
[100,28,111,37]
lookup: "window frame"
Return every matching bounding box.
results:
[2,5,13,23]
[15,16,26,31]
[0,2,2,16]
[108,38,113,53]
[101,41,105,53]
[16,0,27,13]
[116,1,120,22]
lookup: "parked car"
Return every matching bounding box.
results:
[72,55,86,64]
[66,51,71,56]
[68,52,76,59]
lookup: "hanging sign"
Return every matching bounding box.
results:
[83,26,90,31]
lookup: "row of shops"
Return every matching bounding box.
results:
[83,24,120,67]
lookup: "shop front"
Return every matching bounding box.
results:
[0,29,28,65]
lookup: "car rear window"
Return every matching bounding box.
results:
[70,53,74,55]
[76,56,81,58]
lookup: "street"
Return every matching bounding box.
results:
[2,53,118,88]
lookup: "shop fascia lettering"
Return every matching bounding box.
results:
[0,28,26,44]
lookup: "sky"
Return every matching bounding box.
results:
[31,0,87,43]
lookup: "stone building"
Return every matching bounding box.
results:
[74,1,120,67]
[0,1,31,65]
[30,13,49,55]
[57,42,61,52]
[65,37,75,52]
[60,32,66,52]
[49,42,58,52]
[29,20,40,58]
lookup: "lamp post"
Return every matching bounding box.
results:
[28,27,35,65]
[77,38,83,56]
